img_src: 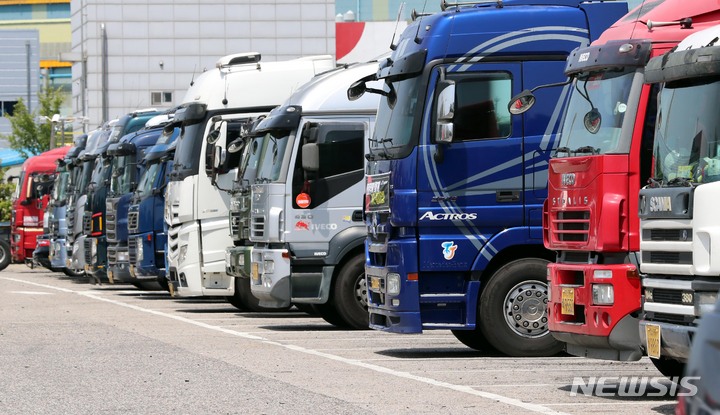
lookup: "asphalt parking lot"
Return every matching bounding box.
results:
[1,264,676,415]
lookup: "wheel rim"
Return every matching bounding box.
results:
[503,279,549,338]
[354,272,368,309]
[0,245,6,264]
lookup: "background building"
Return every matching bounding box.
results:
[68,0,336,129]
[0,0,71,139]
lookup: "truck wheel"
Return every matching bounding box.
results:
[314,302,351,328]
[63,267,85,278]
[650,357,685,378]
[452,329,497,352]
[331,254,369,330]
[478,258,562,357]
[0,240,10,271]
[293,303,320,316]
[228,276,289,312]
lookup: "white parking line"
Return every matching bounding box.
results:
[1,276,570,415]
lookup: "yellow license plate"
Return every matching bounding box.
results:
[107,270,114,284]
[84,264,90,272]
[370,277,381,290]
[129,265,135,277]
[251,262,259,283]
[561,287,575,315]
[168,282,175,297]
[646,324,661,359]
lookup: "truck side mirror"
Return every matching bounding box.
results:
[302,143,319,172]
[508,89,536,115]
[435,80,455,144]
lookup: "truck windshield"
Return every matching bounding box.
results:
[370,75,424,160]
[172,122,204,180]
[78,160,94,194]
[137,161,162,199]
[110,155,134,195]
[53,171,70,201]
[652,78,720,185]
[255,132,292,183]
[556,68,638,157]
[12,171,25,200]
[234,135,266,191]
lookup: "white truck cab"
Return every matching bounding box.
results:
[248,61,382,328]
[165,53,335,300]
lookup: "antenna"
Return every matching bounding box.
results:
[190,64,197,86]
[413,0,428,44]
[441,0,502,11]
[389,2,405,51]
[222,70,229,106]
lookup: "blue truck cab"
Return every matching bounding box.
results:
[84,111,163,281]
[355,0,627,356]
[105,121,172,284]
[127,126,179,286]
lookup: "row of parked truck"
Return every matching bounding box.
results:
[6,0,719,410]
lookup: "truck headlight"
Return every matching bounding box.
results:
[178,245,188,264]
[90,239,97,257]
[264,259,274,274]
[592,284,614,305]
[117,251,129,262]
[136,237,144,261]
[695,291,718,316]
[386,273,401,295]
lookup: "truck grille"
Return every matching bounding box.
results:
[107,245,117,265]
[553,210,590,242]
[83,212,92,234]
[230,210,241,240]
[644,228,693,242]
[649,288,685,305]
[84,238,92,264]
[168,224,180,255]
[106,200,117,242]
[128,238,137,263]
[251,216,265,239]
[642,251,693,265]
[128,211,139,233]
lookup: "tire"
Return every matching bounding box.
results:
[63,267,85,278]
[650,357,685,378]
[478,258,563,357]
[293,303,320,316]
[0,240,10,271]
[314,302,351,328]
[452,329,497,352]
[330,254,369,330]
[227,276,289,312]
[131,281,163,290]
[157,277,170,292]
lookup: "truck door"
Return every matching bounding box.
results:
[417,63,522,272]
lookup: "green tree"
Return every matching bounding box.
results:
[0,165,15,222]
[2,86,65,159]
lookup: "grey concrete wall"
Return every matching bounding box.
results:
[70,0,336,130]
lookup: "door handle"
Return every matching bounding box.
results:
[496,190,520,202]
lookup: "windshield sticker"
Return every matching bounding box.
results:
[296,193,311,209]
[441,241,457,260]
[365,172,391,213]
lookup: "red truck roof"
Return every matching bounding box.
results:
[19,146,71,173]
[597,0,720,46]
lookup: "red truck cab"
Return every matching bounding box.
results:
[10,147,70,264]
[545,1,720,361]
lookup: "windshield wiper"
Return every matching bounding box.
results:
[554,146,572,157]
[667,177,694,187]
[573,146,600,155]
